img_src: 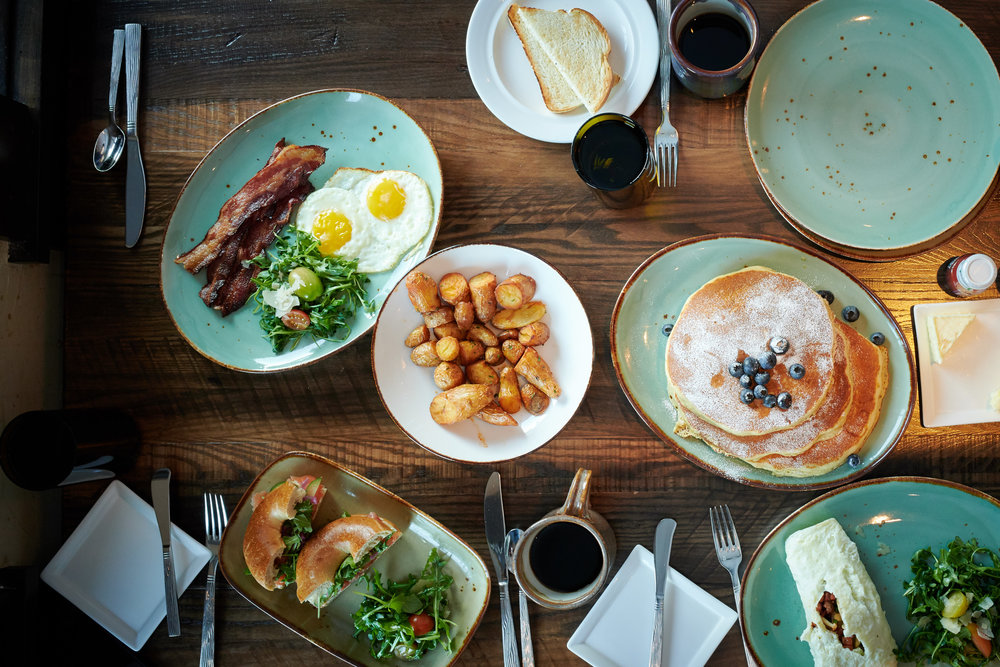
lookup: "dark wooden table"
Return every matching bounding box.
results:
[52,0,999,664]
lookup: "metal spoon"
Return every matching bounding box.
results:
[93,29,126,172]
[505,529,534,667]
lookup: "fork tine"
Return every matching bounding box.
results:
[217,494,228,530]
[671,145,678,187]
[723,504,739,547]
[655,146,664,187]
[709,506,722,551]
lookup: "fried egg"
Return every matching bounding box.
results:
[294,187,376,266]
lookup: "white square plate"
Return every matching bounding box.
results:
[912,299,1000,427]
[567,545,737,667]
[41,480,211,651]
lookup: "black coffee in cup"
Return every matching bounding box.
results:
[528,521,603,593]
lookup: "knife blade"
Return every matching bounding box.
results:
[484,472,520,667]
[124,22,145,248]
[649,518,677,667]
[151,468,181,637]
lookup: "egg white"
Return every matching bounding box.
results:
[294,187,375,266]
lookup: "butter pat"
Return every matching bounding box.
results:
[785,518,897,666]
[927,313,976,365]
[990,386,1000,414]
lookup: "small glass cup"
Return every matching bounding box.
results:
[669,0,760,99]
[571,113,656,209]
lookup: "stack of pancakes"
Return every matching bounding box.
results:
[665,267,889,477]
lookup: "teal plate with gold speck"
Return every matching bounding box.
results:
[745,0,1000,257]
[160,90,442,372]
[741,477,1000,665]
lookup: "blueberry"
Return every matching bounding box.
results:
[847,453,861,467]
[729,361,744,378]
[758,351,777,370]
[740,388,755,405]
[662,323,673,337]
[762,394,778,408]
[870,332,886,346]
[842,305,860,322]
[776,392,792,409]
[739,374,753,389]
[817,289,835,304]
[753,384,768,399]
[789,363,805,380]
[754,371,771,386]
[743,356,760,375]
[769,337,790,355]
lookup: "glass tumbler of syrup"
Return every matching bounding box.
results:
[571,113,656,209]
[669,0,760,98]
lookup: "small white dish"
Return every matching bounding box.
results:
[41,480,211,651]
[912,299,1000,427]
[465,0,658,143]
[568,545,737,667]
[371,243,593,463]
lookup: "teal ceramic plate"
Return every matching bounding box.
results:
[741,477,1000,665]
[745,0,1000,256]
[610,234,915,490]
[160,90,443,372]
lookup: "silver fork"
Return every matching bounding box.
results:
[654,0,679,187]
[201,493,228,667]
[709,505,754,665]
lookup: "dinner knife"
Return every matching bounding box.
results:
[124,23,145,248]
[484,472,520,667]
[151,468,181,637]
[649,518,677,667]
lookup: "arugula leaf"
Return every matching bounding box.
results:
[896,537,1000,666]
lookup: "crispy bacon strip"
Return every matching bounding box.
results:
[176,140,326,274]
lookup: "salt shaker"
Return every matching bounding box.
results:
[938,253,997,297]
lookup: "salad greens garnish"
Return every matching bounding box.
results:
[276,500,317,585]
[352,548,456,661]
[896,537,1000,666]
[250,227,373,352]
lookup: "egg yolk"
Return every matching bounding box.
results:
[312,210,352,256]
[367,179,406,220]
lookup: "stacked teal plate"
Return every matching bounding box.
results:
[745,0,1000,258]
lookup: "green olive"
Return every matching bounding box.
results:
[288,267,322,301]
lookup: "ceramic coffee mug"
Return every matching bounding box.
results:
[668,0,760,99]
[513,468,617,609]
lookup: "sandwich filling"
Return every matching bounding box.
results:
[316,538,394,608]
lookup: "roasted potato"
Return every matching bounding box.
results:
[520,383,550,414]
[518,321,550,347]
[405,271,441,313]
[498,367,521,414]
[484,346,503,365]
[475,402,518,426]
[495,274,536,310]
[423,306,454,329]
[467,323,499,347]
[435,336,460,362]
[410,341,441,367]
[404,324,430,348]
[491,301,546,329]
[454,301,475,331]
[466,360,499,391]
[497,329,519,342]
[457,340,485,366]
[433,322,463,341]
[433,362,464,390]
[438,272,471,305]
[469,272,498,323]
[430,384,494,424]
[501,339,525,365]
[514,347,561,398]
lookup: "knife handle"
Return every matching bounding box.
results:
[649,598,664,667]
[498,582,520,667]
[124,23,141,134]
[163,546,181,637]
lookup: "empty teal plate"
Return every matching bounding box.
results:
[742,477,1000,665]
[160,90,442,372]
[610,235,915,490]
[745,0,1000,256]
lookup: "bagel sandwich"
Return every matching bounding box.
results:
[296,512,401,610]
[243,475,327,591]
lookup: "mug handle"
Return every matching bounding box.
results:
[557,468,592,518]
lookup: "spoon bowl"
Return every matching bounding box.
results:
[93,117,126,172]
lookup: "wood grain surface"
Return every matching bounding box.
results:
[52,0,999,665]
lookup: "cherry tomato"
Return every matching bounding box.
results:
[281,308,311,331]
[288,267,322,301]
[968,623,992,659]
[409,612,434,636]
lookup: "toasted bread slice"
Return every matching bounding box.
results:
[507,5,582,112]
[510,5,615,113]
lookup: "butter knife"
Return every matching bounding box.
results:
[484,472,520,667]
[152,468,181,637]
[124,22,145,248]
[650,518,677,667]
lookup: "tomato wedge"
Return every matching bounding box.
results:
[968,623,992,659]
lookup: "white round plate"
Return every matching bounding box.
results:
[372,244,594,463]
[466,0,659,143]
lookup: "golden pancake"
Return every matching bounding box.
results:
[666,267,836,436]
